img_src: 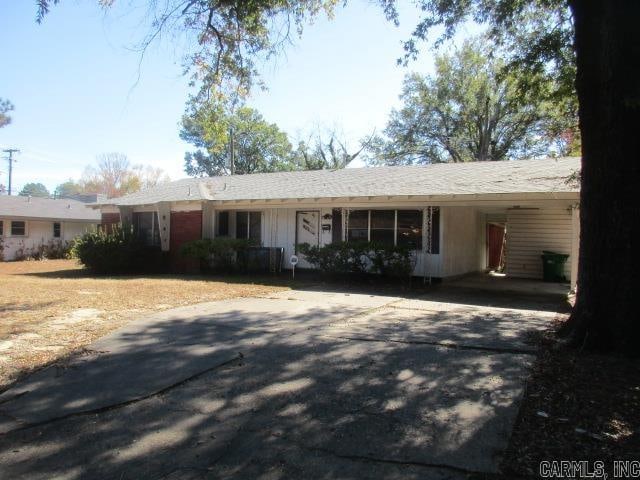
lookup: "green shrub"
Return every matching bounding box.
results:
[181,237,255,273]
[297,241,370,276]
[369,243,415,278]
[297,241,415,279]
[72,226,161,273]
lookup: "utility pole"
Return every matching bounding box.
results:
[229,127,235,175]
[2,149,19,195]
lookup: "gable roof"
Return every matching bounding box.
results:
[0,196,101,222]
[100,157,581,207]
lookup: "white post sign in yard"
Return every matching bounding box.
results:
[290,255,299,279]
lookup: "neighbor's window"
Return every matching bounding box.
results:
[346,210,368,241]
[132,212,160,246]
[236,211,261,243]
[217,211,229,236]
[53,222,61,238]
[0,220,3,236]
[11,221,26,236]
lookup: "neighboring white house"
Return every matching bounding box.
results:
[0,196,100,261]
[92,157,581,287]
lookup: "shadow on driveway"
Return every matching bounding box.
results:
[0,288,567,479]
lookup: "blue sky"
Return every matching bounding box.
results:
[0,1,463,193]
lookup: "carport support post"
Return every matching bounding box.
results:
[157,202,171,252]
[571,204,580,292]
[118,206,133,232]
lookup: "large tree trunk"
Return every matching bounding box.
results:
[564,1,640,354]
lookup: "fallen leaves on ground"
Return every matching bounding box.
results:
[502,324,640,477]
[0,259,287,388]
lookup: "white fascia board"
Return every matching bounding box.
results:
[205,192,579,210]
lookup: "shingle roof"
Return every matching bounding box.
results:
[103,157,581,206]
[0,196,101,221]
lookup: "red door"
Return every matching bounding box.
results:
[487,224,506,270]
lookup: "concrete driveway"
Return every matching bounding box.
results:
[0,284,567,480]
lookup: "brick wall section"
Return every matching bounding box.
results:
[101,212,120,234]
[170,210,202,272]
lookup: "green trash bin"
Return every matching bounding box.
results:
[541,251,569,282]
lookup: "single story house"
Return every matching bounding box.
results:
[0,196,100,261]
[93,157,581,286]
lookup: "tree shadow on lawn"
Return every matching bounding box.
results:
[0,292,551,479]
[23,267,571,315]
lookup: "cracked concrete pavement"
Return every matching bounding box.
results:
[0,285,568,479]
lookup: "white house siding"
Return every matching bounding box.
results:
[1,220,94,260]
[440,207,482,278]
[255,206,443,276]
[62,222,94,241]
[505,207,573,280]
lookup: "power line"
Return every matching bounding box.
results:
[2,148,19,195]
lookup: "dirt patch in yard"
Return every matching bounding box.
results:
[0,259,288,389]
[501,325,640,478]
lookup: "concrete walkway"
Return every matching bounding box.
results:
[0,287,567,480]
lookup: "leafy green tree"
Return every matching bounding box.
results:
[181,103,295,176]
[18,182,50,198]
[54,179,83,198]
[0,98,14,128]
[369,41,576,165]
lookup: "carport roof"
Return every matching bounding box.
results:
[99,156,581,206]
[0,196,101,222]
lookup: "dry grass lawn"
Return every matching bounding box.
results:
[0,259,288,389]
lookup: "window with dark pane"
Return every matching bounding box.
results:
[370,210,395,245]
[53,222,61,238]
[0,221,3,236]
[132,212,160,246]
[331,209,342,243]
[11,221,25,236]
[397,210,422,250]
[249,211,262,243]
[346,210,368,241]
[236,211,248,239]
[217,211,229,236]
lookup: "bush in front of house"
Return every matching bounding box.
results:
[297,241,415,279]
[72,227,159,274]
[181,238,255,273]
[368,243,415,278]
[297,241,371,276]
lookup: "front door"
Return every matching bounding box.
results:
[296,210,320,268]
[487,223,506,271]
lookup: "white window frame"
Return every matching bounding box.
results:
[53,221,62,239]
[345,208,427,250]
[235,211,262,241]
[10,220,28,237]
